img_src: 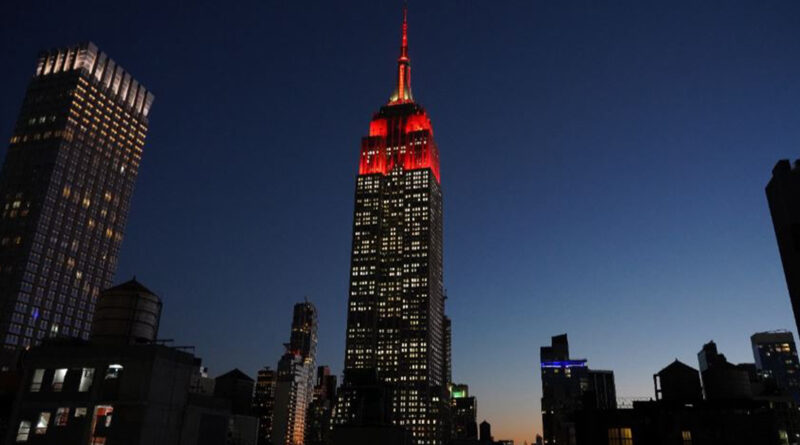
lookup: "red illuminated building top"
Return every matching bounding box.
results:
[358,5,440,183]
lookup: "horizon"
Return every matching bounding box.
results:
[2,1,800,443]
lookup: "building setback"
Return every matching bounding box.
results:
[766,159,800,337]
[0,42,154,369]
[272,302,317,445]
[333,6,450,445]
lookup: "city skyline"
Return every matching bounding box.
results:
[2,1,800,443]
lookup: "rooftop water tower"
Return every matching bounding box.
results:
[90,278,162,345]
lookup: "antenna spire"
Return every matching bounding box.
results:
[389,2,413,104]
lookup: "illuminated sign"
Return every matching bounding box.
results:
[540,360,587,369]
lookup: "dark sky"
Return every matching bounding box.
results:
[2,1,800,441]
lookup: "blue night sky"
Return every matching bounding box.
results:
[2,1,800,442]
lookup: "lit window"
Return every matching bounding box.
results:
[15,420,31,442]
[35,412,50,435]
[105,364,123,380]
[74,407,88,418]
[90,405,114,443]
[608,427,633,445]
[52,369,67,392]
[79,368,95,392]
[55,408,70,426]
[682,430,692,445]
[29,369,44,392]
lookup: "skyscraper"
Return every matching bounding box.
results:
[253,366,277,445]
[273,301,317,445]
[766,159,800,337]
[0,42,153,369]
[334,6,449,445]
[751,331,800,402]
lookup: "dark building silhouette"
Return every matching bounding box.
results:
[253,366,277,445]
[330,370,413,445]
[2,279,257,445]
[215,369,255,415]
[0,371,20,441]
[333,6,450,445]
[587,370,617,410]
[479,420,492,443]
[540,334,616,445]
[214,369,258,445]
[273,302,317,445]
[306,366,337,445]
[574,341,800,445]
[752,331,800,403]
[767,159,800,337]
[653,360,703,403]
[697,341,753,400]
[451,383,477,440]
[697,340,726,373]
[0,43,155,369]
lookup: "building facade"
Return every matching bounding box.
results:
[306,366,337,445]
[540,334,617,445]
[334,7,450,445]
[450,384,477,440]
[751,331,800,403]
[766,160,800,337]
[272,302,317,445]
[3,279,255,445]
[214,369,258,445]
[0,42,154,369]
[587,370,617,410]
[253,366,277,445]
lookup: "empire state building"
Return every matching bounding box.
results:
[334,7,450,445]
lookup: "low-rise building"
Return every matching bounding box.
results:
[3,279,257,445]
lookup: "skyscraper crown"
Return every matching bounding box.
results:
[388,4,413,105]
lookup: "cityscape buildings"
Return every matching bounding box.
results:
[214,369,259,445]
[272,302,317,445]
[450,383,478,440]
[333,6,450,445]
[0,42,154,369]
[697,340,753,400]
[2,8,800,445]
[306,366,337,445]
[3,279,258,445]
[766,159,800,337]
[751,331,800,403]
[571,339,799,445]
[540,334,617,445]
[253,366,277,445]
